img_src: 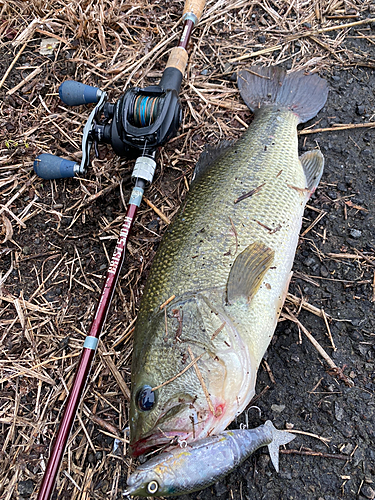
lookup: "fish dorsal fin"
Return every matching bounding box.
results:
[227,242,275,305]
[299,150,324,193]
[191,141,233,186]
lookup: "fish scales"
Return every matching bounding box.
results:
[141,109,302,309]
[129,66,328,457]
[135,109,303,362]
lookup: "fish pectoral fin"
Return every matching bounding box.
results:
[300,150,324,194]
[226,242,275,305]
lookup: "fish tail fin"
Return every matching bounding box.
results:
[237,66,328,124]
[264,420,295,472]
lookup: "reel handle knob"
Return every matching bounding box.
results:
[59,80,101,106]
[34,153,78,180]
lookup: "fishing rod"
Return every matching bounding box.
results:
[34,1,205,498]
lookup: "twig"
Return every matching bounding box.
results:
[309,377,324,393]
[234,183,266,204]
[99,343,130,401]
[188,346,218,417]
[300,211,327,237]
[151,352,205,391]
[315,17,375,32]
[143,197,171,225]
[35,28,68,43]
[282,309,353,387]
[63,470,81,491]
[229,44,282,62]
[0,42,28,90]
[81,183,121,208]
[7,66,43,95]
[210,322,226,341]
[77,413,96,454]
[111,318,137,348]
[286,293,331,319]
[299,122,375,134]
[29,254,67,301]
[262,360,276,384]
[321,309,336,351]
[352,247,375,268]
[229,218,238,255]
[326,252,368,260]
[285,429,331,446]
[160,295,176,310]
[280,449,349,460]
[90,414,121,438]
[248,385,270,406]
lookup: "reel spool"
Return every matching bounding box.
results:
[96,85,181,160]
[131,95,160,127]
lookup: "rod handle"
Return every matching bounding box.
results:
[59,80,101,106]
[34,153,78,180]
[166,47,188,75]
[183,0,205,22]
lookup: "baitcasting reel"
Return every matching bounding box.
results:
[34,68,183,180]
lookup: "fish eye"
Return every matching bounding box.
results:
[137,385,156,411]
[147,480,159,494]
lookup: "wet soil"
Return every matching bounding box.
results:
[0,6,374,500]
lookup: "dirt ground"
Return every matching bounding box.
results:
[0,1,374,499]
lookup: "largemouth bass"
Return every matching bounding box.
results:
[129,66,328,457]
[125,421,295,497]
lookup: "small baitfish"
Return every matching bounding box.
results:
[129,66,328,457]
[124,421,295,496]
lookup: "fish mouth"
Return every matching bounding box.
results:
[130,399,201,457]
[130,429,191,457]
[130,399,228,457]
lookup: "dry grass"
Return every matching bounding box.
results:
[0,0,374,498]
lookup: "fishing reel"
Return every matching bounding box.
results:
[34,73,182,180]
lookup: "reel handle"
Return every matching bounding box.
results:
[59,81,102,106]
[34,153,79,180]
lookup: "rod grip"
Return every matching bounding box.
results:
[183,0,205,21]
[166,47,188,75]
[34,153,78,180]
[59,80,101,106]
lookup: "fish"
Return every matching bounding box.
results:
[129,66,328,457]
[124,421,295,497]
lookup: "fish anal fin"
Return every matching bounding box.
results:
[227,242,275,305]
[299,150,325,195]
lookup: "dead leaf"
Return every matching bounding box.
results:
[345,200,368,212]
[1,215,13,244]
